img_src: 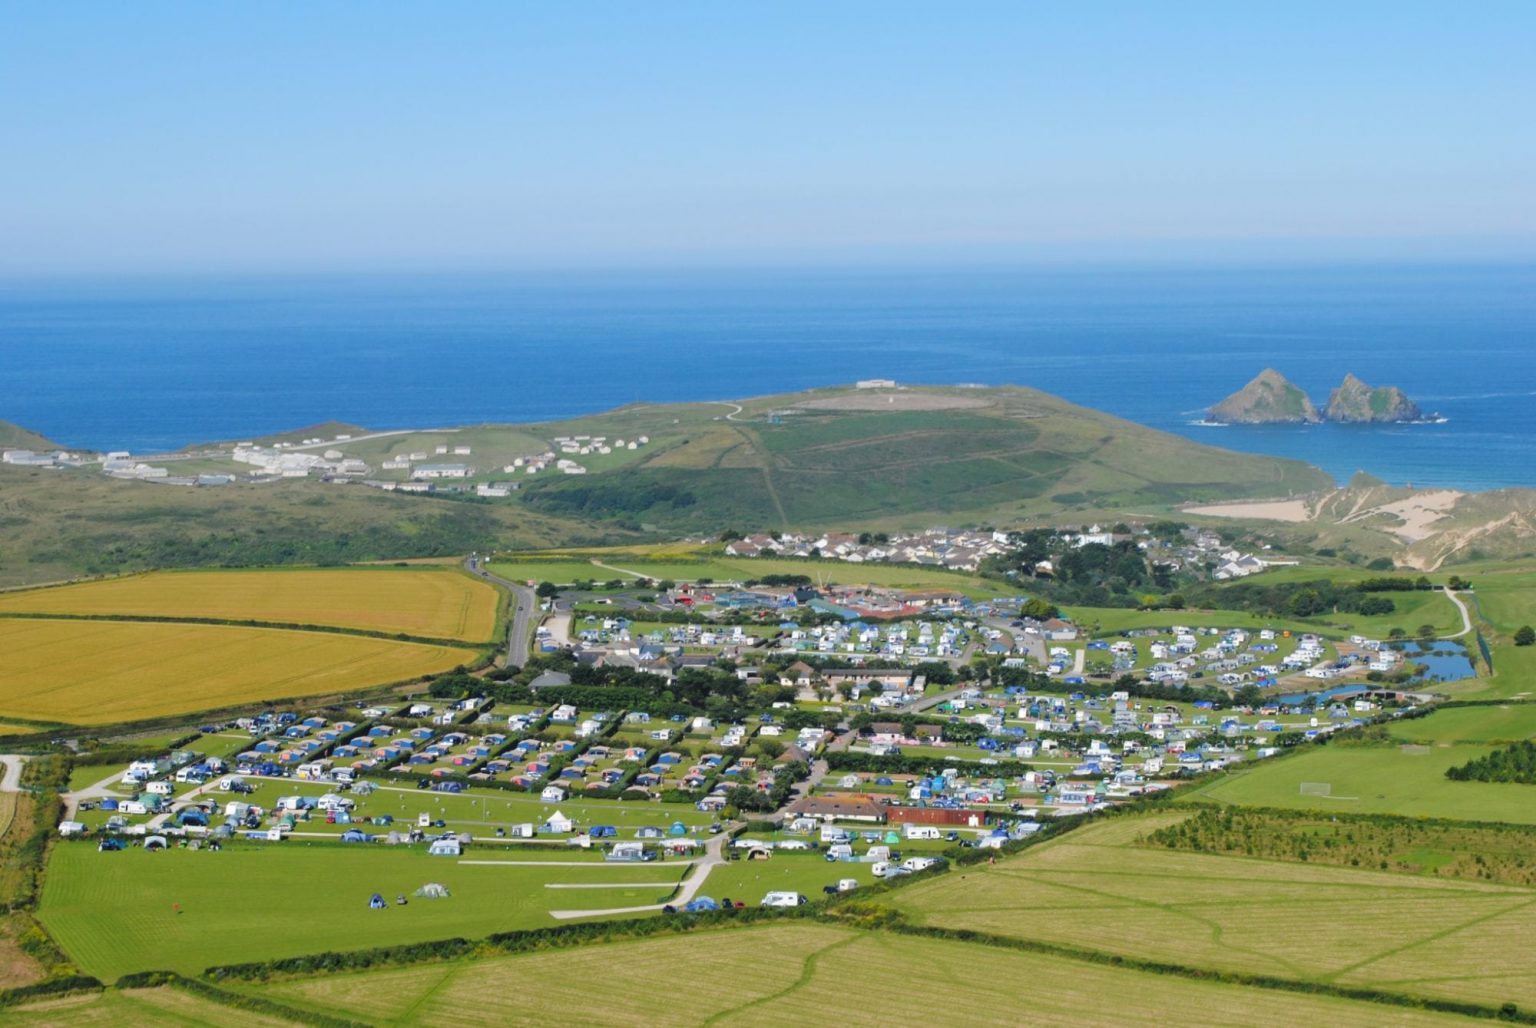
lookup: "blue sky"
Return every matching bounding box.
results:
[2,1,1533,274]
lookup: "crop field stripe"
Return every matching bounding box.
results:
[1322,895,1536,982]
[701,933,861,1025]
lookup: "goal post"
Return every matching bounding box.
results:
[1298,782,1331,796]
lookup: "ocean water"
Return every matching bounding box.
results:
[0,263,1531,491]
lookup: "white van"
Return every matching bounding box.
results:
[902,856,942,873]
[760,891,807,908]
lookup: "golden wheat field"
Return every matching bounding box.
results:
[0,618,477,724]
[0,569,499,642]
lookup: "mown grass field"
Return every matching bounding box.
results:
[38,843,691,981]
[0,568,500,642]
[1184,741,1536,823]
[882,814,1536,1013]
[0,619,477,724]
[8,986,302,1027]
[1387,704,1536,745]
[251,920,1481,1027]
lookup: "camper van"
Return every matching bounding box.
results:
[760,891,807,908]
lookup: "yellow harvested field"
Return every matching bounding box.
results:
[0,619,477,724]
[262,924,1479,1027]
[887,816,1536,1012]
[0,569,499,642]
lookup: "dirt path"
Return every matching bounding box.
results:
[1444,588,1474,639]
[0,756,27,793]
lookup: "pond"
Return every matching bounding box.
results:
[1388,638,1477,683]
[1270,639,1475,707]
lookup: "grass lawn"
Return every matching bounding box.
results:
[0,619,478,725]
[693,853,876,907]
[487,560,616,587]
[39,842,692,980]
[0,567,500,643]
[882,813,1536,1013]
[1182,743,1536,823]
[251,920,1477,1027]
[67,763,128,793]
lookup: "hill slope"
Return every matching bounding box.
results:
[1207,369,1322,424]
[0,420,68,452]
[518,384,1333,529]
[1325,373,1424,423]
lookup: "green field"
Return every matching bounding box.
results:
[1456,571,1536,699]
[1074,587,1462,640]
[491,549,1001,595]
[38,843,691,980]
[1387,704,1536,745]
[882,814,1536,1013]
[242,920,1481,1027]
[1182,742,1536,823]
[230,780,720,835]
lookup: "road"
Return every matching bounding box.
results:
[61,766,127,819]
[705,401,746,422]
[0,756,28,793]
[547,830,731,919]
[1444,588,1474,639]
[469,558,539,666]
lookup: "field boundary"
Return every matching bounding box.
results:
[877,919,1536,1023]
[0,610,490,650]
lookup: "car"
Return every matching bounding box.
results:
[431,819,447,828]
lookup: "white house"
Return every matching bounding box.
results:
[540,785,567,803]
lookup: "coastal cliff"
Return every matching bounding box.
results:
[1207,369,1322,424]
[1325,373,1424,423]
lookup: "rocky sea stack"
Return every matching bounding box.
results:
[1207,369,1322,424]
[1325,373,1424,423]
[1208,370,1429,425]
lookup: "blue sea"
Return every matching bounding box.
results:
[1,263,1532,491]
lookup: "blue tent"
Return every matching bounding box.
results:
[369,893,387,909]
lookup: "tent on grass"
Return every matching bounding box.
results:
[415,883,451,899]
[368,893,387,909]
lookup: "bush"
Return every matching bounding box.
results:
[1515,626,1535,647]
